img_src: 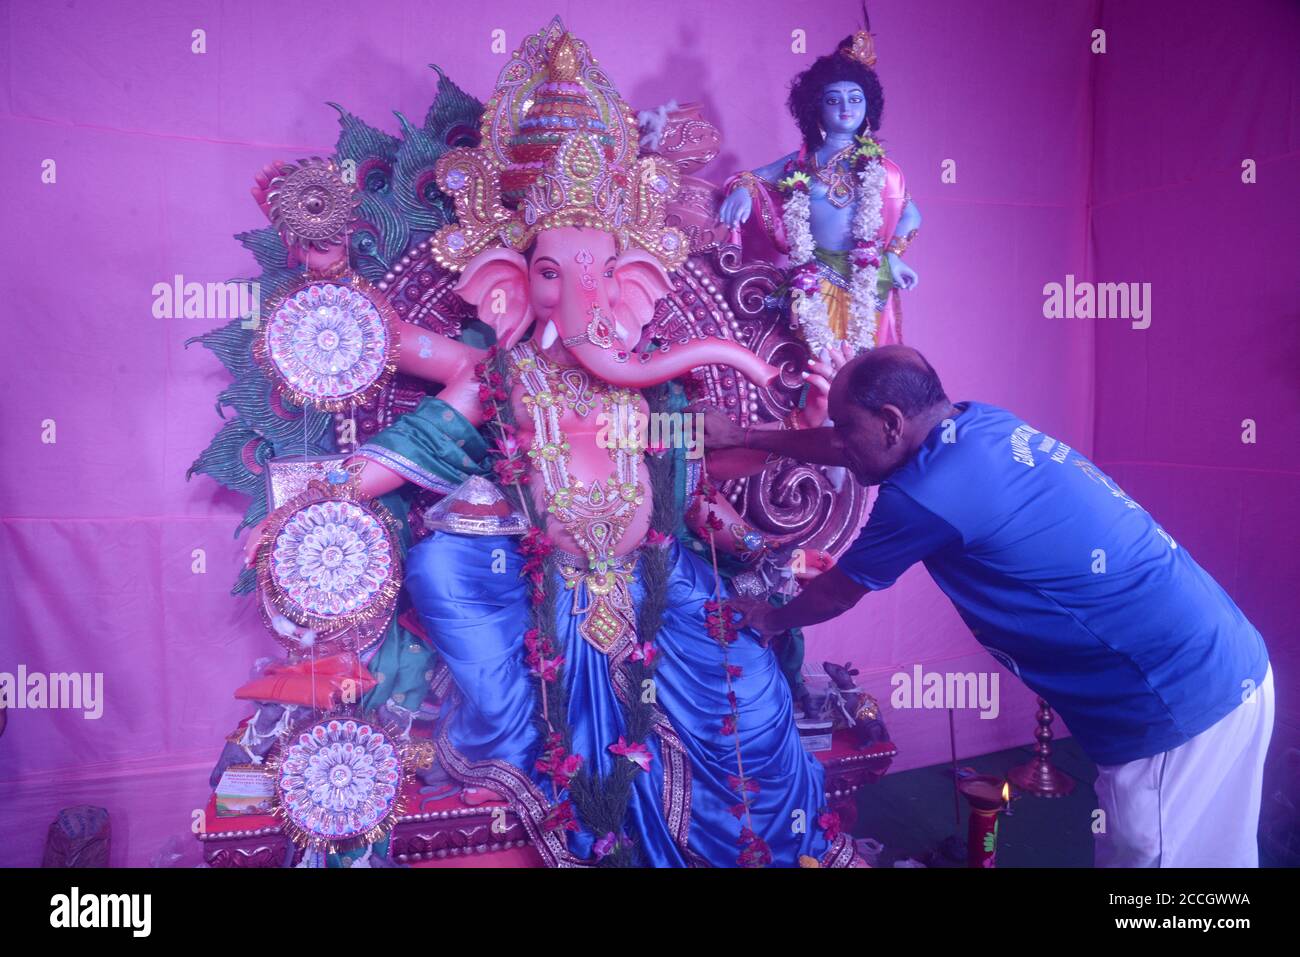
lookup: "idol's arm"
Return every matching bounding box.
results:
[686,483,790,561]
[896,197,922,236]
[739,566,868,634]
[886,197,922,288]
[718,153,797,228]
[393,321,485,389]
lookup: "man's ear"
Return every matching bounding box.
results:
[612,247,673,345]
[880,404,907,445]
[455,248,533,349]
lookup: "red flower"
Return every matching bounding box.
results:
[694,479,717,505]
[818,808,842,842]
[645,528,670,548]
[524,632,564,682]
[791,263,821,294]
[728,803,747,819]
[849,241,881,270]
[609,736,653,773]
[629,642,658,667]
[705,601,739,645]
[721,714,737,736]
[725,664,744,679]
[536,746,583,791]
[737,828,773,868]
[521,527,554,558]
[542,800,580,833]
[727,774,760,797]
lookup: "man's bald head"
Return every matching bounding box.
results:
[829,345,949,421]
[827,346,952,486]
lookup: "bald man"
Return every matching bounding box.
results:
[705,346,1273,868]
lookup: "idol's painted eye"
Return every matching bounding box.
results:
[540,268,559,280]
[603,268,614,279]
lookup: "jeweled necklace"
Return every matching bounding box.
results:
[814,142,858,209]
[510,341,646,653]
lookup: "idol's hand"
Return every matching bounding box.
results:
[800,342,854,428]
[693,404,747,452]
[730,596,780,644]
[251,159,347,274]
[242,518,270,568]
[887,252,918,291]
[718,186,753,228]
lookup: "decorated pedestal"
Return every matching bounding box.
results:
[199,729,895,867]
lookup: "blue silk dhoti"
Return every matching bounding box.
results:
[405,530,847,867]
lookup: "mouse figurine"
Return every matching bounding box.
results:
[822,660,890,750]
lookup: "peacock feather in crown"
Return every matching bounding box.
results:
[429,16,688,272]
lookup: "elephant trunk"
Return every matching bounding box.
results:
[565,336,780,389]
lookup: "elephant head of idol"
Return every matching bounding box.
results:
[428,19,779,389]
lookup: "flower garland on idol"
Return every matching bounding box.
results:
[475,348,671,867]
[476,351,780,867]
[779,134,888,355]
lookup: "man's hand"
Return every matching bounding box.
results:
[695,405,748,452]
[730,596,783,644]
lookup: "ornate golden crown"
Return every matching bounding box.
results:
[430,17,687,272]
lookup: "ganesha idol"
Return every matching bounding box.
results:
[223,19,861,867]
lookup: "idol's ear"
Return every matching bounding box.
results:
[454,247,533,349]
[612,247,673,345]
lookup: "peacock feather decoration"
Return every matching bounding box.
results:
[186,67,484,595]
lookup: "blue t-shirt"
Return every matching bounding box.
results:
[837,401,1269,766]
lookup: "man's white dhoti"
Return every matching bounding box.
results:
[1093,665,1274,867]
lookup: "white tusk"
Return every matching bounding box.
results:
[540,319,559,348]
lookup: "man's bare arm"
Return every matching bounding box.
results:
[737,566,868,635]
[739,426,848,468]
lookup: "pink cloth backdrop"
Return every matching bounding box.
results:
[0,0,1294,866]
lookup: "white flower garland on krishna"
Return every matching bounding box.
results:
[779,135,888,355]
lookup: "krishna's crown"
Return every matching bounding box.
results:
[842,29,878,68]
[430,17,687,272]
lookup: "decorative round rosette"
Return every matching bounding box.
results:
[255,276,399,411]
[255,476,402,636]
[266,156,361,250]
[271,716,408,852]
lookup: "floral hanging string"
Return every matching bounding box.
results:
[695,476,772,867]
[778,133,888,355]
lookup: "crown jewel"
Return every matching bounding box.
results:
[843,29,878,68]
[430,17,687,271]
